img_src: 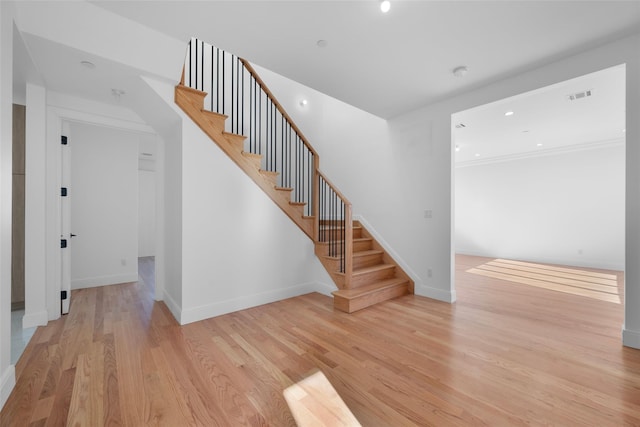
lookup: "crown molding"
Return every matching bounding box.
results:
[455,138,625,168]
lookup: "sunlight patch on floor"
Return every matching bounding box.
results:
[467,258,621,304]
[284,371,361,427]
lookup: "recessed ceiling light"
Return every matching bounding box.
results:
[316,40,328,48]
[80,60,96,69]
[380,0,391,13]
[505,111,514,116]
[299,99,308,107]
[475,153,480,157]
[452,66,468,78]
[536,143,543,147]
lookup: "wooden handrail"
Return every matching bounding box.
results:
[317,171,352,208]
[239,59,319,159]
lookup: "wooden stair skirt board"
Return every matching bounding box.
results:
[317,220,414,313]
[175,83,413,314]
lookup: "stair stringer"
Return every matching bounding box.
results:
[175,84,314,239]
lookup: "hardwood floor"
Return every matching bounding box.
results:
[2,255,639,426]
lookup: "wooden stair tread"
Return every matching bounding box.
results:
[202,109,228,119]
[223,132,247,148]
[352,263,394,276]
[260,169,279,176]
[324,249,382,261]
[223,131,246,138]
[275,186,293,192]
[333,278,409,298]
[242,151,262,159]
[317,237,371,245]
[354,249,383,257]
[319,225,362,230]
[177,84,206,97]
[290,201,306,206]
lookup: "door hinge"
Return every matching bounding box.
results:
[61,290,68,300]
[61,187,68,197]
[61,239,67,248]
[61,135,68,145]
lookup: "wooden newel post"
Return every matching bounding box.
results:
[344,203,353,288]
[313,157,320,242]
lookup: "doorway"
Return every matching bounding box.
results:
[452,65,626,297]
[59,121,161,314]
[10,103,36,364]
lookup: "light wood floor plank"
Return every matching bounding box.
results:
[479,262,619,292]
[2,255,640,426]
[468,267,622,303]
[494,258,619,279]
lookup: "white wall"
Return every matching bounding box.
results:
[138,135,157,258]
[255,34,640,347]
[392,34,640,348]
[138,170,156,257]
[0,0,16,410]
[44,92,157,318]
[140,77,183,315]
[144,77,333,325]
[456,144,625,270]
[69,122,139,289]
[23,83,48,328]
[255,64,444,301]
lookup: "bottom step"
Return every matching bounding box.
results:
[332,279,409,313]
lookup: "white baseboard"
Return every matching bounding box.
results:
[353,214,424,289]
[179,282,329,325]
[313,281,338,297]
[415,283,457,303]
[0,365,15,411]
[162,291,182,324]
[622,327,640,349]
[71,273,139,290]
[22,310,48,329]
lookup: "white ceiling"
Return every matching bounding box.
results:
[91,0,640,118]
[453,64,626,164]
[10,1,639,162]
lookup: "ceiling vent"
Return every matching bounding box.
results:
[455,123,466,129]
[567,89,592,101]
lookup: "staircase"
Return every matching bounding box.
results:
[175,38,413,313]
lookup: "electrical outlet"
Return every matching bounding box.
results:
[121,259,127,266]
[424,210,432,219]
[427,268,432,278]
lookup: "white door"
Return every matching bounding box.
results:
[60,124,71,314]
